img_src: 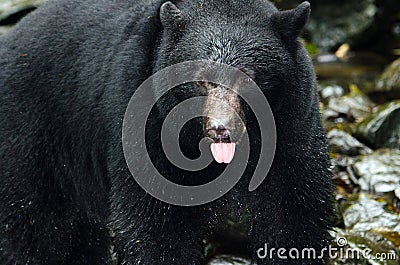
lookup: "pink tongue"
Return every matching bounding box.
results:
[210,143,236,164]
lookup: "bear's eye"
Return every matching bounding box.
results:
[196,81,219,91]
[196,81,206,87]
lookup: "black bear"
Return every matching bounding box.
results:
[0,0,333,264]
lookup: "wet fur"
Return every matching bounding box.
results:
[0,0,333,264]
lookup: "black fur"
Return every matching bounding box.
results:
[0,0,333,264]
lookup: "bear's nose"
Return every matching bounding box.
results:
[207,125,231,143]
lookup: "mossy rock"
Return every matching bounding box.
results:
[374,58,400,99]
[353,101,400,149]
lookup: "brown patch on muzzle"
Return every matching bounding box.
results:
[200,81,245,163]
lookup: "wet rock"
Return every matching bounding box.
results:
[331,154,357,174]
[396,187,400,200]
[339,194,400,263]
[353,101,400,149]
[306,0,376,52]
[327,129,372,156]
[352,149,400,194]
[331,228,400,265]
[343,194,400,232]
[320,84,345,103]
[0,0,45,26]
[374,58,400,99]
[324,85,375,121]
[274,0,400,55]
[207,255,251,265]
[0,25,12,34]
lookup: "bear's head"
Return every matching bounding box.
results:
[152,0,312,165]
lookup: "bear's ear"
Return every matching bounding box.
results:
[272,1,310,40]
[160,1,183,27]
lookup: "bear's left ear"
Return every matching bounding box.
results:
[160,1,184,28]
[272,1,310,40]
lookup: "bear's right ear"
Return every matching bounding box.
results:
[272,1,310,40]
[160,1,183,27]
